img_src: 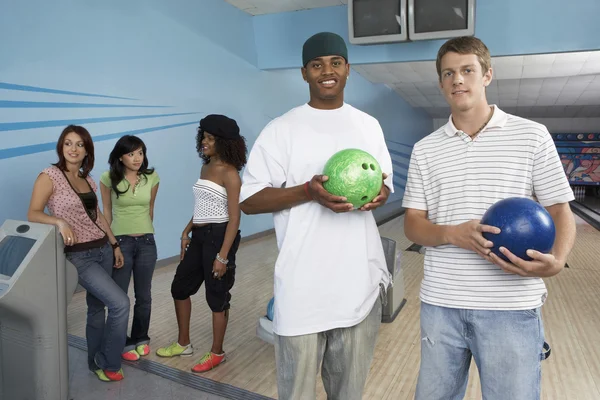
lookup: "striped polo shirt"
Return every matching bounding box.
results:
[402,105,574,310]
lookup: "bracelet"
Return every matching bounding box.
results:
[111,241,120,249]
[303,181,312,200]
[215,253,229,265]
[181,236,191,240]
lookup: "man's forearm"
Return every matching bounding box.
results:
[404,211,452,247]
[546,203,576,265]
[241,186,309,215]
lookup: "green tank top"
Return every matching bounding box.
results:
[100,171,160,236]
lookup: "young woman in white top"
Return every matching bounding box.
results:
[156,114,247,373]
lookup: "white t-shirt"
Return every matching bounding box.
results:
[402,106,574,311]
[240,103,394,336]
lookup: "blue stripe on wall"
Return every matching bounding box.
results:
[392,178,406,190]
[393,173,407,182]
[392,159,410,171]
[386,139,414,149]
[0,121,198,160]
[0,112,201,132]
[0,82,138,100]
[389,149,412,159]
[0,100,171,109]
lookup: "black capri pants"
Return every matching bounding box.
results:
[171,222,241,312]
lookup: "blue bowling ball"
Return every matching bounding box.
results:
[266,297,275,321]
[481,197,556,262]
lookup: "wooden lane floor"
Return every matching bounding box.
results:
[67,214,600,399]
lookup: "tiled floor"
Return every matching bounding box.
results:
[68,346,228,400]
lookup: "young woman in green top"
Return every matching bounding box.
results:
[100,135,160,361]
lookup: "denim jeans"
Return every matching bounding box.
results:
[416,301,546,400]
[111,234,157,351]
[66,242,130,372]
[274,294,383,400]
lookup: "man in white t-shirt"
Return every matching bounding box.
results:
[403,36,577,400]
[240,32,394,399]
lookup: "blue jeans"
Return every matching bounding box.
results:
[66,243,130,372]
[416,301,546,400]
[111,234,157,351]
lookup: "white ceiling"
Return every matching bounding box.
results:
[224,0,347,15]
[354,52,600,119]
[224,0,600,121]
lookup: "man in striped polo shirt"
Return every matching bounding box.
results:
[403,36,577,400]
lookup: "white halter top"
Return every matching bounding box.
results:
[193,179,229,224]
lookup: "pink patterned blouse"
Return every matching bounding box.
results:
[42,166,108,251]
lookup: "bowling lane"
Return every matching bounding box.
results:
[571,186,600,231]
[562,213,600,270]
[538,214,600,399]
[66,213,600,399]
[579,193,600,214]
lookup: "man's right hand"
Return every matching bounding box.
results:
[447,220,501,259]
[306,175,354,213]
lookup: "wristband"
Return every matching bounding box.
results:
[303,181,312,200]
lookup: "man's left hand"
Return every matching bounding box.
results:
[487,247,564,278]
[359,173,390,211]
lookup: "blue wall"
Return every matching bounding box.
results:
[0,0,430,260]
[253,0,600,69]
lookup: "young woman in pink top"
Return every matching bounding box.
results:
[27,125,130,382]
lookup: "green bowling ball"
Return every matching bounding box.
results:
[322,148,383,209]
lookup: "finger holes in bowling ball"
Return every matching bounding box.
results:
[322,148,383,209]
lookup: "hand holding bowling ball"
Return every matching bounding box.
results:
[305,175,355,213]
[447,219,501,258]
[357,172,390,211]
[481,197,556,262]
[321,149,385,209]
[481,197,562,277]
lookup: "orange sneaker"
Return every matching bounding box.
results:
[122,350,140,361]
[104,369,125,381]
[191,352,226,373]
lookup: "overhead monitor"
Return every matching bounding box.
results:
[408,0,475,40]
[348,0,408,45]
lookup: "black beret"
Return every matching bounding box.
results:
[302,32,348,67]
[199,114,240,140]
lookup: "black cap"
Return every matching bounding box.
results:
[302,32,348,67]
[199,114,240,140]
